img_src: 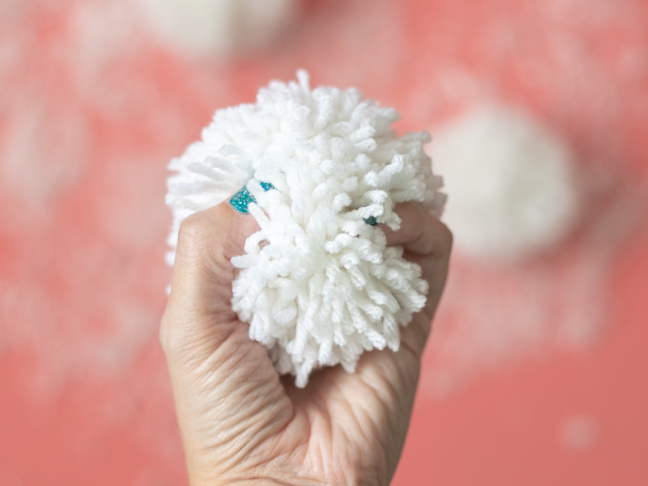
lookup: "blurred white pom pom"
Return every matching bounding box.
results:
[432,105,579,262]
[166,71,445,386]
[138,0,296,58]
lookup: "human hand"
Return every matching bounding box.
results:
[160,200,452,486]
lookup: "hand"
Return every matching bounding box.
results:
[161,200,452,485]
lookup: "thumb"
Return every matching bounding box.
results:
[160,202,292,476]
[160,201,259,363]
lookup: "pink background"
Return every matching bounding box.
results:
[1,0,647,484]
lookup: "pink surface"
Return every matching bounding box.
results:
[1,0,647,484]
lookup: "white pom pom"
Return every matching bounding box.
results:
[432,105,579,262]
[166,72,445,386]
[138,0,296,58]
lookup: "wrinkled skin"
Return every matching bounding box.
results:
[161,201,452,486]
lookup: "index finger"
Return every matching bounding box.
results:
[382,202,453,344]
[382,202,453,258]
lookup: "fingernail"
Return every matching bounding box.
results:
[229,181,274,214]
[364,216,379,226]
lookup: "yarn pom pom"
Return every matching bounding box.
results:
[166,71,446,386]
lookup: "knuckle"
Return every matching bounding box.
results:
[422,217,453,258]
[437,222,453,256]
[176,212,214,257]
[159,314,191,361]
[159,321,171,355]
[159,310,179,357]
[400,318,430,359]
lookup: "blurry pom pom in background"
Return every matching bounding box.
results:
[432,105,580,263]
[137,0,297,58]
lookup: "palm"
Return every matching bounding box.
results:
[279,337,423,486]
[182,318,424,486]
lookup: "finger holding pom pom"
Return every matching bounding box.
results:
[163,203,259,339]
[382,202,453,356]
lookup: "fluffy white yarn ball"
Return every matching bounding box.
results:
[138,0,295,57]
[432,105,579,262]
[166,71,445,386]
